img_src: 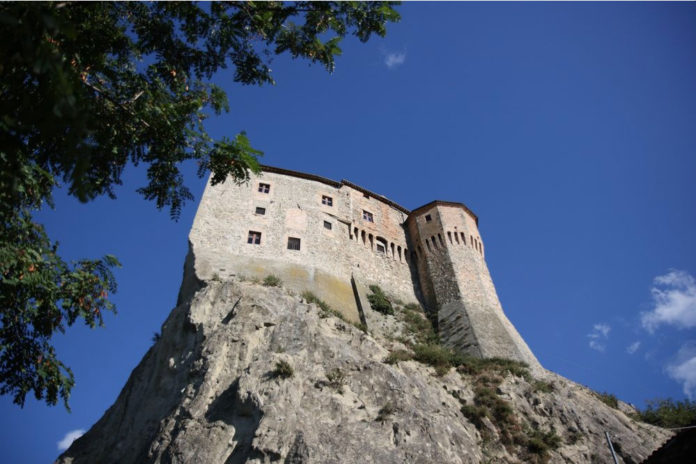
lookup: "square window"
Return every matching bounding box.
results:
[287,237,301,250]
[258,183,270,194]
[255,207,266,215]
[425,214,432,222]
[322,195,333,206]
[362,210,374,222]
[247,231,261,245]
[323,221,332,230]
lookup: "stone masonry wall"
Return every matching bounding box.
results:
[407,203,541,370]
[188,168,420,323]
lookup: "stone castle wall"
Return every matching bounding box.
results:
[188,166,540,369]
[189,167,420,323]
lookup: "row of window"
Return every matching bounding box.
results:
[351,226,410,264]
[253,205,334,231]
[258,182,334,208]
[247,231,303,250]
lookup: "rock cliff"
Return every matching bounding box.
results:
[57,276,671,464]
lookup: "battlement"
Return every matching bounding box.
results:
[188,165,540,369]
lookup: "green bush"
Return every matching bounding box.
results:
[403,302,421,312]
[401,306,438,345]
[526,429,561,455]
[639,398,696,427]
[272,360,294,379]
[262,275,282,287]
[595,391,619,409]
[412,343,463,375]
[532,380,555,394]
[456,356,530,381]
[461,403,488,430]
[367,284,394,315]
[384,349,413,365]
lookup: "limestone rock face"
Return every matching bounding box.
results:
[57,279,670,464]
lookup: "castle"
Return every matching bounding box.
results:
[187,165,540,369]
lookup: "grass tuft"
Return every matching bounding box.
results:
[272,360,294,379]
[262,275,282,287]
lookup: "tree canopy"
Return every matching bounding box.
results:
[0,1,400,409]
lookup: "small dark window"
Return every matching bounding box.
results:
[425,214,432,222]
[255,207,266,215]
[258,183,270,193]
[247,231,261,245]
[287,237,301,250]
[323,221,332,230]
[376,243,386,253]
[363,210,374,222]
[322,195,333,206]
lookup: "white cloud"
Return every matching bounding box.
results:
[384,52,406,69]
[588,323,611,352]
[626,341,641,354]
[641,270,696,333]
[666,343,696,399]
[57,429,85,451]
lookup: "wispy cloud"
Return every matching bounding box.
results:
[57,429,85,451]
[626,341,641,354]
[666,343,696,399]
[384,52,406,69]
[588,323,611,352]
[641,270,696,333]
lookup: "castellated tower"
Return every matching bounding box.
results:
[187,165,540,370]
[406,202,540,369]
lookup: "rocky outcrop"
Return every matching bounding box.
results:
[57,278,671,464]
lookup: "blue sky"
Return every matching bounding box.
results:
[3,3,696,462]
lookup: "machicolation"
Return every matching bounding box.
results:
[185,165,540,369]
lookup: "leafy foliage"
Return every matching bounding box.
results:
[639,398,696,428]
[367,284,393,315]
[0,2,399,408]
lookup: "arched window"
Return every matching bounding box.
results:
[460,232,466,244]
[447,231,453,244]
[438,234,445,247]
[454,232,459,244]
